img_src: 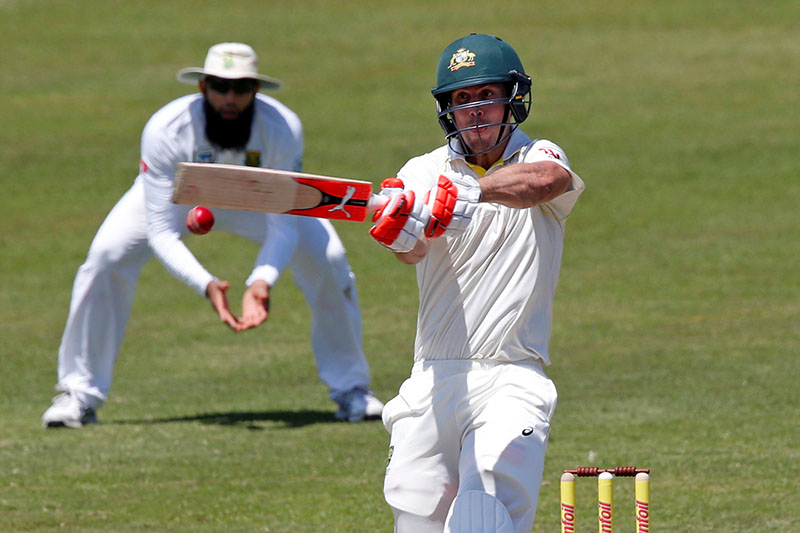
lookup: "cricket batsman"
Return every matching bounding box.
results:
[369,34,585,531]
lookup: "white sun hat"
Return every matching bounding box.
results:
[176,42,283,90]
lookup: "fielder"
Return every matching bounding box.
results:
[369,34,585,531]
[42,42,383,428]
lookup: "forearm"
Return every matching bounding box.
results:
[143,174,214,294]
[479,162,572,208]
[247,214,299,287]
[394,237,430,264]
[149,229,215,295]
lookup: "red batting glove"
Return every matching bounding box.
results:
[424,174,482,238]
[366,178,404,215]
[377,177,405,199]
[369,189,430,253]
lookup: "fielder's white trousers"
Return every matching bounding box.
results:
[382,359,557,533]
[56,178,370,408]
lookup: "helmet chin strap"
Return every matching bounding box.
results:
[491,107,513,154]
[446,99,517,158]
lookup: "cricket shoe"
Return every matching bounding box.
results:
[334,387,384,423]
[42,388,98,429]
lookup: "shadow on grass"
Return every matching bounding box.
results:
[109,409,354,430]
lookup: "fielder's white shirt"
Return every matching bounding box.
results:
[139,93,303,294]
[396,130,585,366]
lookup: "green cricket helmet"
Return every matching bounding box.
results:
[432,34,532,156]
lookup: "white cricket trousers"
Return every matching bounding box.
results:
[382,359,557,533]
[56,177,371,408]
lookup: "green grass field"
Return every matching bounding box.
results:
[2,0,798,531]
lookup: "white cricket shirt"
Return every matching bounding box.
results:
[139,93,303,294]
[396,130,585,365]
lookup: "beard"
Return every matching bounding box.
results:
[203,98,255,150]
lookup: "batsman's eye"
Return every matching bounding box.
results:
[453,89,498,105]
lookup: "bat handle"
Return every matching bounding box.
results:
[366,194,389,214]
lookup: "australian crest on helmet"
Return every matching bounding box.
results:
[449,48,476,71]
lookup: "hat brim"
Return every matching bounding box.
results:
[176,67,283,91]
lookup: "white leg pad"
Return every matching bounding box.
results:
[444,491,515,533]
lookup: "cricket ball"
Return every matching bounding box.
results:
[186,206,215,234]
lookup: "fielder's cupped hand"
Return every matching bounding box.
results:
[424,173,481,237]
[206,279,242,331]
[238,280,270,331]
[369,179,431,253]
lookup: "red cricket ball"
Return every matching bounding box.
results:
[186,206,215,234]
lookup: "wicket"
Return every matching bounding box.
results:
[560,467,650,533]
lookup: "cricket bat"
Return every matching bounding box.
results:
[172,163,387,222]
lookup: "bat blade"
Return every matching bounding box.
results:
[172,163,384,222]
